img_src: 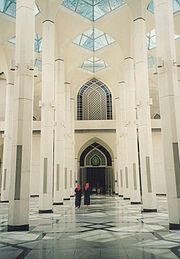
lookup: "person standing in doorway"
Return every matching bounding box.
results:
[75,184,82,208]
[84,182,91,207]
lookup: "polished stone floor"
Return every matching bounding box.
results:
[0,195,180,259]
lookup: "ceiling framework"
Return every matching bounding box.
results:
[0,0,179,120]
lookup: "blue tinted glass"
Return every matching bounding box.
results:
[34,59,42,71]
[63,0,126,21]
[0,0,39,18]
[81,56,108,73]
[73,28,115,51]
[147,0,180,14]
[8,34,42,53]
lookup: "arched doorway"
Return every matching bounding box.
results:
[79,142,114,194]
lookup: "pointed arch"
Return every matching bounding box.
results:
[77,78,112,120]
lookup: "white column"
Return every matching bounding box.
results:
[8,0,34,231]
[1,71,14,202]
[53,59,65,205]
[115,97,123,196]
[39,18,55,213]
[114,157,118,195]
[124,57,141,204]
[118,81,129,199]
[75,157,78,183]
[70,98,75,197]
[64,83,71,200]
[132,0,157,211]
[154,0,180,229]
[119,81,130,200]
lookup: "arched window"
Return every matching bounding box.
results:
[77,78,112,120]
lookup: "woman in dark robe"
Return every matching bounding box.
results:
[75,184,82,208]
[84,182,91,206]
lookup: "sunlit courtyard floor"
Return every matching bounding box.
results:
[0,195,180,259]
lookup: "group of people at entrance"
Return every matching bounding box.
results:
[75,183,91,208]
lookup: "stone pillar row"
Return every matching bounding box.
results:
[1,0,180,231]
[154,0,180,229]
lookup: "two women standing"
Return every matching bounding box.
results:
[75,182,91,208]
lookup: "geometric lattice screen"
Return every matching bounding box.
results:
[77,78,112,120]
[85,148,107,167]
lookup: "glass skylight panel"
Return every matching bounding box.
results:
[34,34,42,53]
[62,0,126,21]
[0,0,40,18]
[146,29,180,50]
[147,0,180,14]
[8,34,42,53]
[34,59,42,71]
[81,56,109,73]
[73,28,115,52]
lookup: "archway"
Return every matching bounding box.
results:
[79,142,114,194]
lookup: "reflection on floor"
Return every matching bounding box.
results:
[0,196,180,259]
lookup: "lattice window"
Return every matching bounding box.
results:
[77,78,112,120]
[85,148,107,167]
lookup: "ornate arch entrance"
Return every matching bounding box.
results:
[79,142,114,194]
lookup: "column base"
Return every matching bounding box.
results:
[63,198,70,201]
[131,202,141,205]
[53,202,63,205]
[70,195,75,198]
[38,209,53,214]
[0,200,9,203]
[8,224,29,232]
[119,195,123,197]
[142,208,157,213]
[123,197,130,200]
[169,223,180,230]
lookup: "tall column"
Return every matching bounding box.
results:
[129,0,157,211]
[115,97,123,196]
[8,0,34,231]
[64,82,71,200]
[154,0,180,229]
[75,157,79,183]
[1,71,14,202]
[118,81,129,198]
[119,81,130,200]
[39,17,55,213]
[114,157,118,195]
[53,58,65,205]
[70,98,75,197]
[124,57,141,204]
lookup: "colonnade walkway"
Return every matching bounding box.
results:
[0,196,180,259]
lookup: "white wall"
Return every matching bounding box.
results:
[30,133,40,196]
[152,130,167,194]
[75,131,116,159]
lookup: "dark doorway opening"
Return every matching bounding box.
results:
[87,167,105,194]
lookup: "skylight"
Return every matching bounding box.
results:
[73,28,115,52]
[8,33,42,53]
[146,29,180,50]
[0,0,40,18]
[62,0,126,21]
[81,56,109,73]
[34,59,42,71]
[147,0,180,14]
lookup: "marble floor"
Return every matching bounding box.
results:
[0,196,180,259]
